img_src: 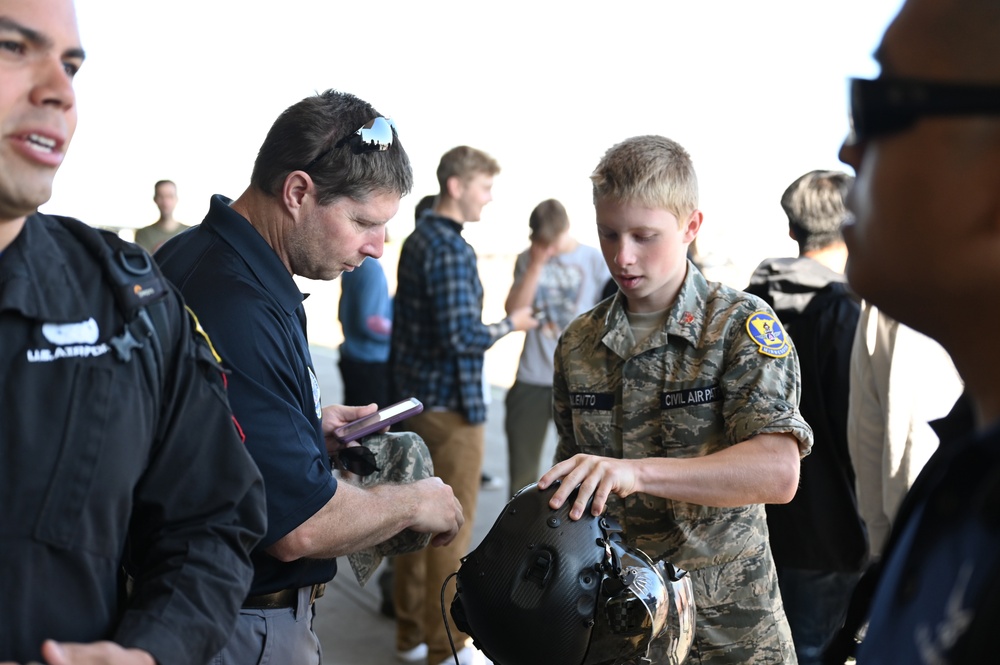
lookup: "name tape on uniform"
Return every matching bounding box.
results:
[660,385,723,410]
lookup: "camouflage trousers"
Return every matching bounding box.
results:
[683,581,796,664]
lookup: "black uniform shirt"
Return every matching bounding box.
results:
[0,214,267,665]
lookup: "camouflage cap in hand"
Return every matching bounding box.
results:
[344,430,434,586]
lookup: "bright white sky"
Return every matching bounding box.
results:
[47,0,903,285]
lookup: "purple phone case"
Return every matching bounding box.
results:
[333,398,424,443]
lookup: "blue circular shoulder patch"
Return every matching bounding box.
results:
[746,311,791,358]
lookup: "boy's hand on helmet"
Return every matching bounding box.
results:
[538,454,639,520]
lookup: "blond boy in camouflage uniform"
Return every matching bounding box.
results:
[539,136,813,664]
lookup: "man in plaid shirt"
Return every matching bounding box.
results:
[389,146,537,665]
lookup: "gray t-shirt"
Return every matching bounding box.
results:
[514,243,609,386]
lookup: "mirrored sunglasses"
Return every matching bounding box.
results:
[304,116,398,172]
[335,116,397,154]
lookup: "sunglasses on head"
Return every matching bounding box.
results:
[304,116,397,172]
[847,76,1000,145]
[330,445,380,477]
[336,116,397,154]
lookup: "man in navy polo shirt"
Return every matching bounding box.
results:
[156,90,464,665]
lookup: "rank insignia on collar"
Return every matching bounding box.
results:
[746,311,791,358]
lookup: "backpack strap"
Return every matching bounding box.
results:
[52,215,170,393]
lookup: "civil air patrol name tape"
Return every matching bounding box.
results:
[569,385,723,411]
[746,310,791,358]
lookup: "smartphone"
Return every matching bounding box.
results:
[333,397,424,443]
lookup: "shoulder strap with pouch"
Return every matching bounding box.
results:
[52,215,170,397]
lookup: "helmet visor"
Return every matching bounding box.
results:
[583,540,695,665]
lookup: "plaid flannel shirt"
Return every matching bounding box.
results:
[389,213,511,424]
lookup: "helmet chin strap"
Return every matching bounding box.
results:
[597,516,631,585]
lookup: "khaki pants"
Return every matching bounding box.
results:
[393,410,484,665]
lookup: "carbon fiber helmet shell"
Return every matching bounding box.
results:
[451,482,694,665]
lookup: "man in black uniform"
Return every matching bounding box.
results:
[0,1,267,664]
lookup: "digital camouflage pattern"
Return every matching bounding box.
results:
[342,431,434,586]
[553,263,813,664]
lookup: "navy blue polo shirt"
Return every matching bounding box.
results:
[156,194,337,594]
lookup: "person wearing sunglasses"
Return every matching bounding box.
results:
[388,146,538,665]
[154,90,464,665]
[830,0,1000,662]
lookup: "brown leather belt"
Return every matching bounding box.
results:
[243,583,326,609]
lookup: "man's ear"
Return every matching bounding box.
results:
[682,210,704,243]
[282,171,313,220]
[445,175,464,200]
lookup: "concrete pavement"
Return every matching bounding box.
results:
[309,345,557,665]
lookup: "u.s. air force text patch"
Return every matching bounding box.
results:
[746,311,791,358]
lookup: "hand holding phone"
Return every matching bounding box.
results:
[332,397,423,443]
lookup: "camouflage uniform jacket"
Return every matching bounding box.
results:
[553,263,813,664]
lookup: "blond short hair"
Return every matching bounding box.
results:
[436,146,500,192]
[590,135,699,222]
